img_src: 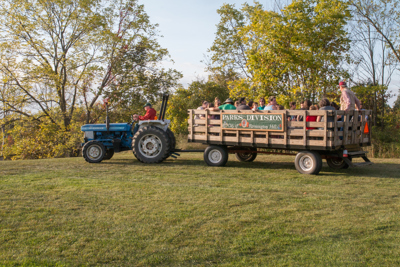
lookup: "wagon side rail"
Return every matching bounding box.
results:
[187,109,372,150]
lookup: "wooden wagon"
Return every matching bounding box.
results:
[187,109,372,175]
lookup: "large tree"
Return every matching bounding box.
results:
[207,0,351,104]
[0,0,181,129]
[348,0,399,127]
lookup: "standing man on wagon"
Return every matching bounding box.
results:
[339,81,361,112]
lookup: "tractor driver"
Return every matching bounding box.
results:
[132,102,157,135]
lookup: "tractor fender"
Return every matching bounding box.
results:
[138,119,170,132]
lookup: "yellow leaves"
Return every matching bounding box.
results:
[2,115,83,160]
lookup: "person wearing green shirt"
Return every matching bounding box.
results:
[258,97,266,110]
[218,98,236,110]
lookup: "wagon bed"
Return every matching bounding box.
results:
[187,109,372,174]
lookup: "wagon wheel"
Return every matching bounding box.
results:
[326,157,351,169]
[294,151,322,175]
[235,147,257,162]
[204,145,228,167]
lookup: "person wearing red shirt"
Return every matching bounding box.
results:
[306,105,318,130]
[132,102,157,135]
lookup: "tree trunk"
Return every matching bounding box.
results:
[373,91,377,127]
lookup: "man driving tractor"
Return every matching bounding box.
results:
[132,102,157,135]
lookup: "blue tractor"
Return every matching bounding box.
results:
[81,95,176,163]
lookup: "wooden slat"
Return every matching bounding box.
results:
[352,111,358,144]
[284,110,288,146]
[360,113,365,142]
[324,110,328,147]
[343,114,348,146]
[190,109,194,141]
[195,135,334,148]
[287,129,334,137]
[286,110,326,116]
[219,111,223,142]
[205,109,209,142]
[288,121,325,127]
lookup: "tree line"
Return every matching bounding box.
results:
[1,0,400,159]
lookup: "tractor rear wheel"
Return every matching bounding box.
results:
[164,128,176,159]
[166,128,176,152]
[132,126,170,163]
[82,141,106,163]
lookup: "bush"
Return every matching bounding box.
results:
[1,111,84,160]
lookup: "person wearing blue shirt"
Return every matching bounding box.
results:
[264,96,277,110]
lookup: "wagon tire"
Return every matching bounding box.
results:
[326,157,351,169]
[82,141,106,163]
[132,126,170,163]
[235,147,257,162]
[204,145,228,167]
[295,151,322,175]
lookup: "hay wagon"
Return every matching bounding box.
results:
[187,109,372,175]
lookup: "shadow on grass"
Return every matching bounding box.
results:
[102,158,400,179]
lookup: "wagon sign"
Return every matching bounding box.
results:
[221,113,284,131]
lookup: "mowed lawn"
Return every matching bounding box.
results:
[1,152,400,266]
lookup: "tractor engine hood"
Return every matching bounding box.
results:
[81,123,131,132]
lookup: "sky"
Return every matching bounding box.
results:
[139,0,398,106]
[138,0,266,85]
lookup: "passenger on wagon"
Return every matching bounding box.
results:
[236,97,251,110]
[215,98,236,110]
[264,96,277,110]
[258,97,266,110]
[289,101,297,121]
[214,97,221,119]
[196,100,209,119]
[297,100,312,121]
[306,105,318,130]
[252,102,259,111]
[317,99,335,123]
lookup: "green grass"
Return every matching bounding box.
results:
[1,152,400,266]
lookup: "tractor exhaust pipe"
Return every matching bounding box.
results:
[159,94,169,121]
[105,100,110,133]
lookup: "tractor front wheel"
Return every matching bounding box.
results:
[103,149,114,160]
[82,141,106,163]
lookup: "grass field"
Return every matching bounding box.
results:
[1,152,400,266]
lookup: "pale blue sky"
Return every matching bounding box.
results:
[139,0,271,85]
